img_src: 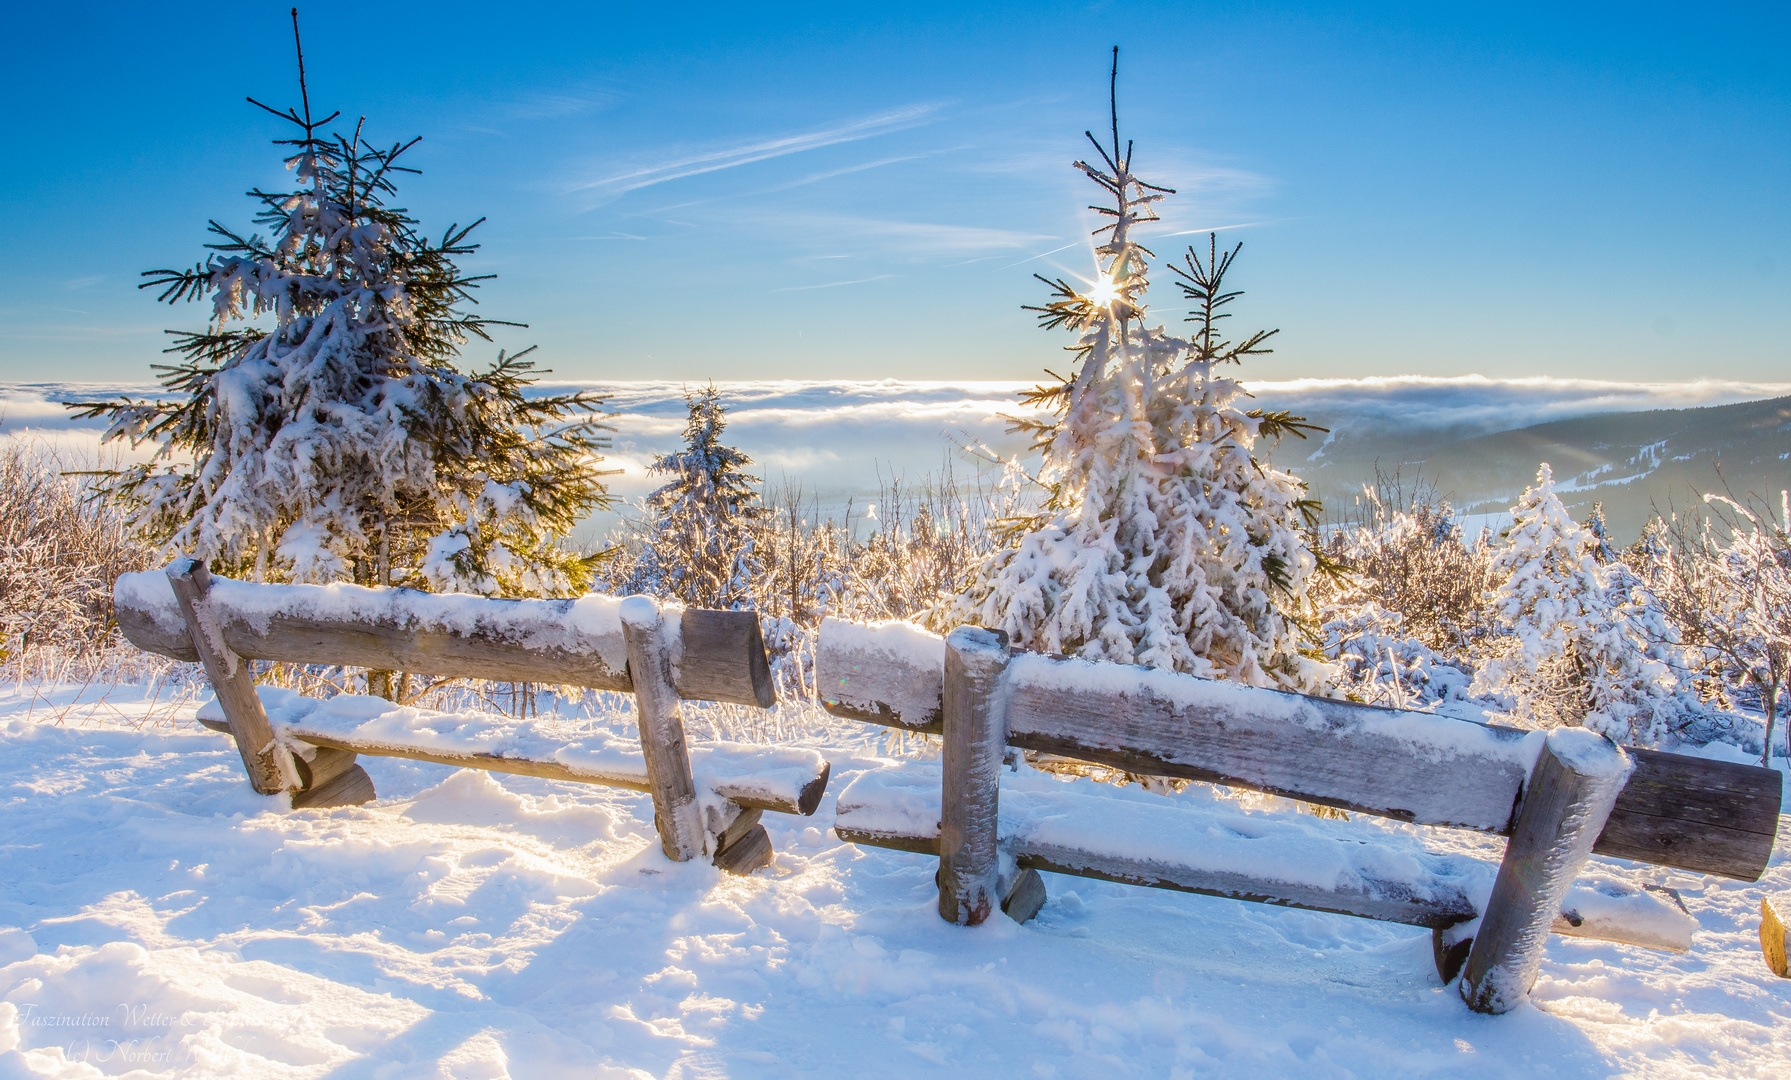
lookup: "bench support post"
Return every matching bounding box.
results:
[938,626,1011,926]
[620,597,706,862]
[166,559,296,796]
[1460,729,1631,1014]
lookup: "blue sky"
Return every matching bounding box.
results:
[2,1,1787,385]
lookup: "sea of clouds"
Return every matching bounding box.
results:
[5,376,1787,541]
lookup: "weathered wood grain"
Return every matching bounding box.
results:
[622,598,707,862]
[714,806,764,854]
[713,823,775,875]
[1460,731,1631,1015]
[817,619,1782,881]
[292,764,376,809]
[116,571,774,705]
[1592,748,1780,882]
[165,560,294,796]
[937,627,1011,927]
[1001,868,1049,924]
[294,745,361,792]
[678,609,775,707]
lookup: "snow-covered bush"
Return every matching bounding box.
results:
[1317,603,1471,709]
[1473,465,1701,743]
[1316,477,1493,659]
[946,68,1325,692]
[74,55,613,598]
[1308,479,1485,707]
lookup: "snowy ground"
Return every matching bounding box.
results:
[2,681,1789,1079]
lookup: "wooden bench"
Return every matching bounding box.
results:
[114,559,830,874]
[817,618,1782,1014]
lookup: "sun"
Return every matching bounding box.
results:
[1084,273,1121,307]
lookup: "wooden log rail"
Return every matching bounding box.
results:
[817,618,1781,882]
[114,563,822,875]
[818,618,1783,1014]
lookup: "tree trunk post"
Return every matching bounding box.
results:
[165,558,297,796]
[620,597,706,862]
[937,625,1012,926]
[1459,728,1632,1014]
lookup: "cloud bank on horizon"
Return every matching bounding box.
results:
[6,375,1787,539]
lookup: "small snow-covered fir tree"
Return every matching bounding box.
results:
[75,18,613,598]
[945,50,1325,692]
[1474,464,1696,742]
[624,386,765,610]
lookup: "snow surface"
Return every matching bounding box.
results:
[3,681,1790,1078]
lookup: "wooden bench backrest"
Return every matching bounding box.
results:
[816,617,1781,882]
[116,571,775,708]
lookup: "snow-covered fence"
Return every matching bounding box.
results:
[113,560,828,874]
[816,618,1782,1013]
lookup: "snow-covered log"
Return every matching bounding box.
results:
[817,618,1781,881]
[116,570,776,707]
[197,687,829,822]
[832,764,1697,953]
[621,596,706,861]
[165,559,293,797]
[1460,730,1632,1014]
[937,627,1012,926]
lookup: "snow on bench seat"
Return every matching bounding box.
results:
[833,763,1696,953]
[197,686,830,818]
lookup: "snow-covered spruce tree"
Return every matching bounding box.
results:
[945,51,1326,692]
[74,27,613,599]
[1473,464,1696,742]
[623,386,766,610]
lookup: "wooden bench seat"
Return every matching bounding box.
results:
[834,762,1697,952]
[116,560,825,875]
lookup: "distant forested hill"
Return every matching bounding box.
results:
[1272,395,1791,540]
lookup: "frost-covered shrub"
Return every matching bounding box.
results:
[0,445,154,677]
[75,57,613,597]
[1315,477,1493,659]
[946,80,1324,692]
[1653,494,1791,765]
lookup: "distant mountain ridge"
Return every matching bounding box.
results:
[1278,394,1791,541]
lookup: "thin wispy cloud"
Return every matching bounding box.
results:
[772,275,897,293]
[1160,220,1279,237]
[641,152,942,214]
[571,104,942,198]
[774,214,1056,257]
[997,240,1084,270]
